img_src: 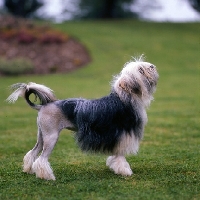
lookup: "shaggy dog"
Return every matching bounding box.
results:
[6,58,159,180]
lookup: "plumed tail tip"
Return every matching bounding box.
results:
[6,82,56,107]
[6,83,27,103]
[27,82,53,91]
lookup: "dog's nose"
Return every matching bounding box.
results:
[149,65,155,71]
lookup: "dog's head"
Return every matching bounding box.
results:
[121,61,159,94]
[113,60,159,107]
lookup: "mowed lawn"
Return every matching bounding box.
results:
[0,20,199,200]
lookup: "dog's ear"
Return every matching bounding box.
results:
[119,78,142,96]
[119,78,128,92]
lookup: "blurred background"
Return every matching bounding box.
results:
[0,0,200,23]
[1,0,199,76]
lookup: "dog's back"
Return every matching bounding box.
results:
[56,92,144,153]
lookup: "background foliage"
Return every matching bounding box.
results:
[3,0,200,19]
[189,0,200,12]
[73,0,136,19]
[4,0,43,18]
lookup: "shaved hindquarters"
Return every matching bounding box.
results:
[24,103,74,180]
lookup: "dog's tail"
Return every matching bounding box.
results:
[6,82,57,110]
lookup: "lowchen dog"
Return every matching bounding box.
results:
[7,57,159,180]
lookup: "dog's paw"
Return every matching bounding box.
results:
[115,165,133,176]
[106,156,133,176]
[32,158,56,180]
[23,150,36,174]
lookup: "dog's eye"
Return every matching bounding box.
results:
[139,67,144,74]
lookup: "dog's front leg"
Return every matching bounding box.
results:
[106,155,133,176]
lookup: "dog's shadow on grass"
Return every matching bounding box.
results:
[53,159,156,183]
[54,159,180,183]
[54,162,131,182]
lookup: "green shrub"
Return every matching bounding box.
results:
[0,57,34,75]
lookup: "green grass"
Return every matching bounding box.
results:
[0,20,199,200]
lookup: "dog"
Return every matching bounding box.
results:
[6,57,159,180]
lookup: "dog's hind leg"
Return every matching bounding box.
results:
[32,129,59,180]
[106,156,133,176]
[31,107,62,180]
[23,120,43,174]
